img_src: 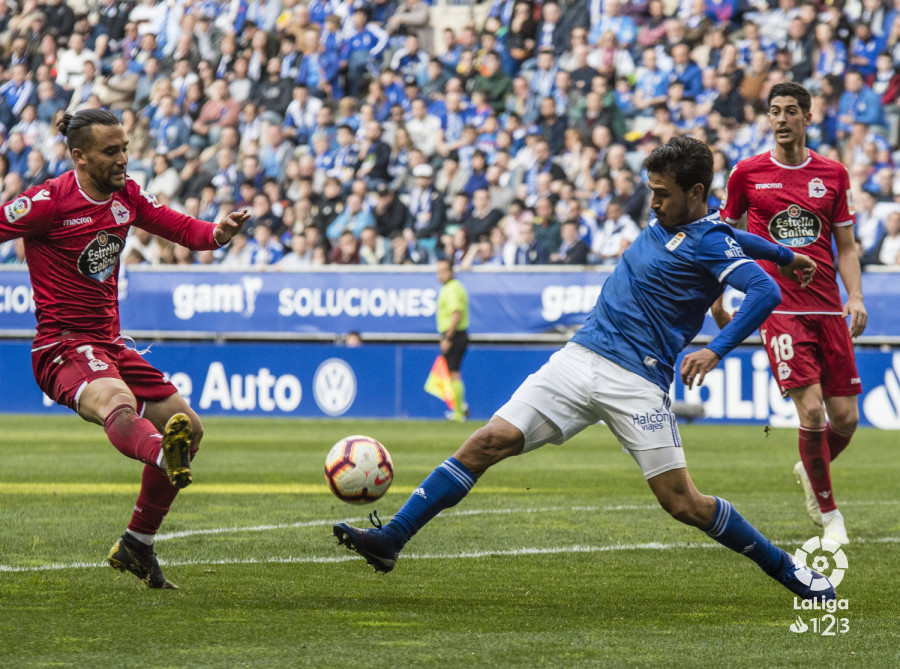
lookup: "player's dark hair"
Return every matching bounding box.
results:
[57,109,120,152]
[767,82,811,115]
[642,136,713,201]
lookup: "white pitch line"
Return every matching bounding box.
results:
[2,537,899,574]
[155,504,660,541]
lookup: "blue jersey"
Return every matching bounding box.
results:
[572,211,787,391]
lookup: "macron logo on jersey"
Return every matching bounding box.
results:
[755,183,782,189]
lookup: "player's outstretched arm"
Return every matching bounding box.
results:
[730,228,816,286]
[213,209,252,246]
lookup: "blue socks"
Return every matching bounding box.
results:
[384,457,476,548]
[705,497,784,575]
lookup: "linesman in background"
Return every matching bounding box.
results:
[437,259,469,422]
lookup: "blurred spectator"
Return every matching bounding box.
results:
[279,231,314,268]
[330,229,361,264]
[247,221,285,267]
[356,120,392,185]
[471,51,513,114]
[57,33,98,91]
[590,199,640,264]
[551,219,590,264]
[146,154,182,200]
[863,210,900,267]
[836,70,885,139]
[384,230,430,265]
[512,222,550,264]
[327,192,375,241]
[373,183,412,239]
[359,225,388,265]
[463,188,503,240]
[405,163,446,241]
[123,227,162,266]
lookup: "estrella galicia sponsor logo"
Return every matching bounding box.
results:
[632,409,671,432]
[4,195,31,223]
[77,230,124,282]
[768,204,822,247]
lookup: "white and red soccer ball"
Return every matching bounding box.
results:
[324,435,393,504]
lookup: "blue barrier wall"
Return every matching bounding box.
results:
[1,341,898,428]
[2,267,899,339]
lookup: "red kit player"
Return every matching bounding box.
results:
[0,110,250,588]
[716,82,867,546]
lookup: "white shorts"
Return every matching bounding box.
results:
[495,342,686,479]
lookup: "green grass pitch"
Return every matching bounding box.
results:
[1,415,897,668]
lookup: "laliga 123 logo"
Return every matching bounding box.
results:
[789,537,850,635]
[794,536,848,587]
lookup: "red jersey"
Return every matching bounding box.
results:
[720,149,855,314]
[0,171,220,345]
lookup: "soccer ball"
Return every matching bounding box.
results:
[324,435,393,504]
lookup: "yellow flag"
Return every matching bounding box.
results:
[424,355,456,410]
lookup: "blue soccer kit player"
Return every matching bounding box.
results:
[334,137,835,601]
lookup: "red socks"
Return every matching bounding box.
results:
[128,447,198,535]
[825,422,852,462]
[798,425,837,513]
[128,464,179,535]
[103,404,162,466]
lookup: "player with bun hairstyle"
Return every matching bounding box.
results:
[0,109,250,589]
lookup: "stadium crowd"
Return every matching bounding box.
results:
[0,0,899,269]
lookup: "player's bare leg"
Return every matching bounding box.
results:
[647,467,834,599]
[790,384,849,544]
[822,394,858,461]
[334,418,523,572]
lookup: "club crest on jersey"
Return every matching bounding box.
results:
[768,204,821,247]
[77,230,124,282]
[778,361,792,381]
[110,200,131,224]
[4,195,31,222]
[808,178,827,198]
[666,232,686,251]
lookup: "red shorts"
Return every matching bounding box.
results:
[32,335,177,412]
[759,313,862,397]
